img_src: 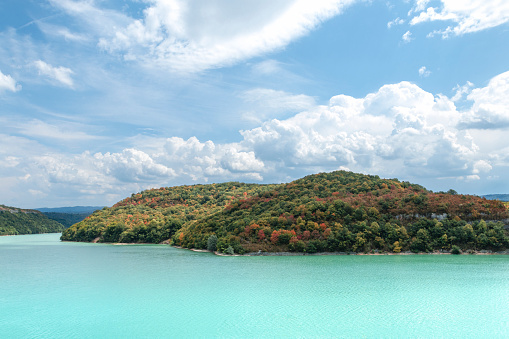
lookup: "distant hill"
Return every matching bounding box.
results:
[61,170,509,254]
[483,194,509,202]
[36,206,105,213]
[34,206,105,228]
[0,205,65,235]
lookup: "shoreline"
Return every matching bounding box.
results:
[174,246,509,256]
[61,239,509,256]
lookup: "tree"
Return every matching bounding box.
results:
[392,241,402,253]
[258,229,265,241]
[225,245,235,255]
[270,230,280,244]
[207,234,218,251]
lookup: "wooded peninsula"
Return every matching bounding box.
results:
[61,171,509,254]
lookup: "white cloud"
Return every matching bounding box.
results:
[4,70,509,206]
[239,81,474,179]
[473,160,492,174]
[387,17,405,28]
[459,71,509,128]
[22,78,490,193]
[0,70,21,92]
[409,0,431,14]
[95,149,176,183]
[402,30,413,42]
[242,89,315,110]
[53,0,358,73]
[16,119,101,141]
[33,60,75,88]
[29,136,266,189]
[418,66,431,77]
[251,60,285,76]
[48,0,131,34]
[410,0,509,37]
[37,22,90,42]
[240,88,316,122]
[451,81,474,101]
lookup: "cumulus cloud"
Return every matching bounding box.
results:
[94,149,176,183]
[473,160,492,174]
[410,0,509,37]
[240,81,473,179]
[459,71,509,129]
[0,70,21,92]
[4,71,509,206]
[159,136,265,181]
[33,60,74,88]
[51,0,356,73]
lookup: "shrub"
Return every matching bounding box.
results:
[451,245,461,255]
[288,240,306,252]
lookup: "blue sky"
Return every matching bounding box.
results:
[1,0,509,208]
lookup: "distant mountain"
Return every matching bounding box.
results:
[34,206,105,228]
[35,206,105,213]
[0,205,65,235]
[483,194,509,202]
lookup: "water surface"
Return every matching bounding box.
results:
[1,233,508,338]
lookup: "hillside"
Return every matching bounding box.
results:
[0,205,65,235]
[61,171,509,254]
[61,182,277,243]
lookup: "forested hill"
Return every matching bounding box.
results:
[61,171,509,254]
[0,205,65,235]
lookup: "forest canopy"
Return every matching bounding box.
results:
[61,171,509,254]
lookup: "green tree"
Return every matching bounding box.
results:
[207,234,218,252]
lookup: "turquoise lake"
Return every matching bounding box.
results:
[1,233,508,338]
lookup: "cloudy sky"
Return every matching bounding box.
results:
[1,0,509,208]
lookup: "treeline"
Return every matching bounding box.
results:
[0,205,65,235]
[61,171,509,254]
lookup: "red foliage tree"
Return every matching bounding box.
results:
[258,229,266,241]
[302,230,311,240]
[270,230,281,244]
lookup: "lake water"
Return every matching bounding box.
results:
[1,233,508,338]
